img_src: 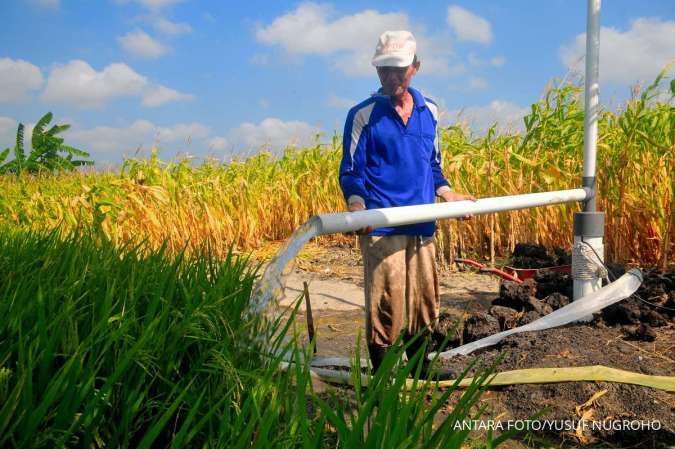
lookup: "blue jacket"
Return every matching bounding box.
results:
[339,87,450,236]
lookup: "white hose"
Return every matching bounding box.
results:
[429,269,643,360]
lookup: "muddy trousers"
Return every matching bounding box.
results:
[358,235,441,371]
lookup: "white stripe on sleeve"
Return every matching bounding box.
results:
[348,102,376,170]
[425,100,441,164]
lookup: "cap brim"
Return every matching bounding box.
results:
[371,53,414,67]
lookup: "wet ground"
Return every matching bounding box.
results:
[274,241,675,447]
[279,240,499,358]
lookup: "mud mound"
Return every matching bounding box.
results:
[432,265,675,445]
[511,243,569,269]
[493,278,538,310]
[438,266,675,348]
[439,325,675,445]
[534,269,573,300]
[601,269,674,342]
[514,266,673,340]
[463,312,500,342]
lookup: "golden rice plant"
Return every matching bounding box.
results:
[0,73,672,268]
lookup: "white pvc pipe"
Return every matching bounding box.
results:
[574,0,604,302]
[583,0,601,181]
[572,235,604,321]
[315,189,588,235]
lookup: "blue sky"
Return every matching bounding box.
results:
[1,0,673,166]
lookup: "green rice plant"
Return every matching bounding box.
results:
[311,334,521,449]
[0,228,299,447]
[0,229,505,448]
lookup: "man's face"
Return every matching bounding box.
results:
[376,62,419,97]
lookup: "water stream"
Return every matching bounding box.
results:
[249,216,321,315]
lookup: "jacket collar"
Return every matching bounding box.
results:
[372,86,427,110]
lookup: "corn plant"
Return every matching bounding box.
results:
[0,72,671,268]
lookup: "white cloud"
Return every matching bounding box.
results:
[249,53,270,66]
[326,94,355,108]
[0,58,44,103]
[42,60,146,107]
[560,17,675,85]
[152,122,209,142]
[257,3,405,55]
[207,136,228,151]
[230,118,320,152]
[448,100,528,133]
[0,117,19,150]
[66,120,209,155]
[41,59,191,108]
[28,0,59,9]
[3,114,325,162]
[118,30,169,59]
[114,0,184,10]
[142,85,193,107]
[447,5,493,44]
[0,116,37,154]
[468,53,505,68]
[256,3,453,77]
[151,16,192,36]
[468,77,488,90]
[490,56,505,67]
[61,118,320,158]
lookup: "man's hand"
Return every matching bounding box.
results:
[439,190,477,220]
[348,202,373,235]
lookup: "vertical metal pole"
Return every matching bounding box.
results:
[573,0,605,310]
[582,0,601,211]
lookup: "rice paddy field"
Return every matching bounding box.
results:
[0,77,673,448]
[0,230,504,448]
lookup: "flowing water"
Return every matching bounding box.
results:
[249,216,321,315]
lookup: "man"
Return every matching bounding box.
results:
[339,30,476,375]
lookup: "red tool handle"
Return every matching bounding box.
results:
[454,258,523,284]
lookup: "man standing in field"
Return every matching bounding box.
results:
[339,30,475,376]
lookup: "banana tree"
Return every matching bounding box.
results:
[0,112,93,175]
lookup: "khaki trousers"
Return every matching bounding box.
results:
[358,235,441,347]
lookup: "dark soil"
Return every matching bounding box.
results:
[472,266,675,345]
[463,312,500,342]
[432,266,675,446]
[437,325,675,446]
[511,243,570,269]
[535,270,573,300]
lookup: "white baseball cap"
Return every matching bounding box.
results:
[371,30,417,67]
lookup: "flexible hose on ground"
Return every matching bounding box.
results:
[279,362,675,393]
[434,365,675,392]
